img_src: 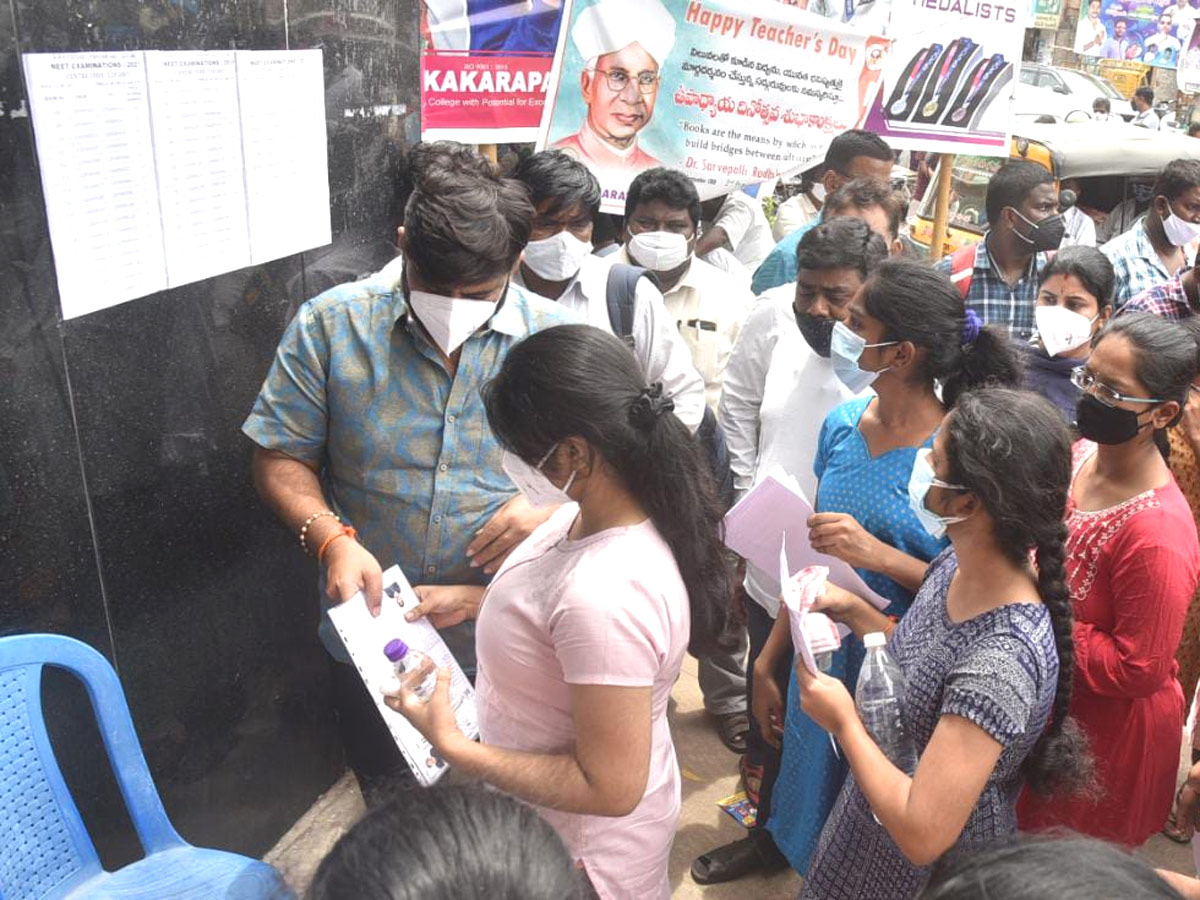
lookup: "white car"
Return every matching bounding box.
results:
[1013,64,1134,123]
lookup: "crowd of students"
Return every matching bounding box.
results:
[243,132,1200,899]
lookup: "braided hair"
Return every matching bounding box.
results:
[945,388,1092,797]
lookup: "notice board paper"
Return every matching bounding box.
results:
[22,52,168,320]
[236,50,332,266]
[327,565,479,787]
[145,51,251,288]
[23,49,332,320]
[724,468,891,612]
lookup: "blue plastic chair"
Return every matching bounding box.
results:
[0,634,294,899]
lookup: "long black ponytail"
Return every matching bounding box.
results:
[860,258,1022,407]
[483,324,730,656]
[946,388,1092,797]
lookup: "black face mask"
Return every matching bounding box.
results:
[1075,392,1154,445]
[1011,209,1066,253]
[794,309,836,357]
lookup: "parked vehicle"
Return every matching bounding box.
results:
[1013,63,1134,123]
[910,121,1200,257]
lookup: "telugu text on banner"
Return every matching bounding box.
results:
[538,0,888,213]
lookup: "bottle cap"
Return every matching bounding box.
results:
[383,639,409,661]
[864,632,887,649]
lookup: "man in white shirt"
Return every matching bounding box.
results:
[511,150,706,432]
[697,188,777,273]
[1132,86,1162,130]
[1144,9,1184,65]
[1075,0,1108,54]
[691,216,887,885]
[619,168,755,413]
[619,167,756,750]
[1059,179,1098,247]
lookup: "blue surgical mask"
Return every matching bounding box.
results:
[907,448,970,539]
[830,321,897,393]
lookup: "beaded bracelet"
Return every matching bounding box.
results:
[318,526,358,563]
[299,510,340,556]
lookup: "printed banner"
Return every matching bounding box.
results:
[420,0,566,142]
[1031,0,1064,29]
[1074,0,1199,69]
[861,0,1024,155]
[538,0,888,213]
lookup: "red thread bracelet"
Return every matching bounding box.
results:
[318,526,358,563]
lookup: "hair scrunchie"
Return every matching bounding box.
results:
[962,308,983,347]
[628,382,675,429]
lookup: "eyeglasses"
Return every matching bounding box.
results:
[590,68,660,94]
[1070,367,1164,407]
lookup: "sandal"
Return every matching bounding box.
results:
[714,711,750,754]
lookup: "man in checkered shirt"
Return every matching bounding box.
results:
[1101,159,1200,308]
[934,161,1061,342]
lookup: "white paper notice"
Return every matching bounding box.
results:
[22,52,168,319]
[326,565,479,787]
[724,468,891,612]
[145,51,251,287]
[236,50,331,265]
[24,49,333,320]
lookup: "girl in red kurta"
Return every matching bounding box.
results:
[1019,314,1200,847]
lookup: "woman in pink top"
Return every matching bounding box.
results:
[387,325,731,900]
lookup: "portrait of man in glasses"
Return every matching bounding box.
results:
[552,0,676,178]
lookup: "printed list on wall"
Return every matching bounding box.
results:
[22,49,331,321]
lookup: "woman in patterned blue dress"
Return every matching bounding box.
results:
[753,260,1022,875]
[795,389,1091,899]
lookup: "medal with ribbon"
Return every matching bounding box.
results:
[888,44,941,116]
[920,38,974,118]
[949,54,1007,123]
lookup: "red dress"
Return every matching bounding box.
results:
[1018,441,1200,846]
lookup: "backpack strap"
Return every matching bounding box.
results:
[948,244,977,300]
[605,263,650,348]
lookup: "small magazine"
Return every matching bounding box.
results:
[327,565,479,787]
[717,791,758,828]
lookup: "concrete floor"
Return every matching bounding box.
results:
[265,654,1191,898]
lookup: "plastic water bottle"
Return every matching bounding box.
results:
[383,639,437,702]
[855,632,917,775]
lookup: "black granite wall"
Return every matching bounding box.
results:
[1,0,419,863]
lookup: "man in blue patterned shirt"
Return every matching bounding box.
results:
[1101,159,1200,307]
[935,160,1061,342]
[243,143,576,798]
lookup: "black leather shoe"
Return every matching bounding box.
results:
[690,831,789,885]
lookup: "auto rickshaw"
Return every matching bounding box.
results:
[910,121,1200,258]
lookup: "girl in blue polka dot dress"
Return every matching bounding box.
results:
[752,259,1022,878]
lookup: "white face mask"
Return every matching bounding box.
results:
[522,231,593,282]
[408,287,502,356]
[501,445,576,508]
[1163,205,1200,247]
[1035,305,1098,358]
[627,231,691,272]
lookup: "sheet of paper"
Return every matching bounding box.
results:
[145,51,251,287]
[326,565,479,787]
[22,52,168,319]
[779,543,843,677]
[725,469,891,612]
[235,49,332,265]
